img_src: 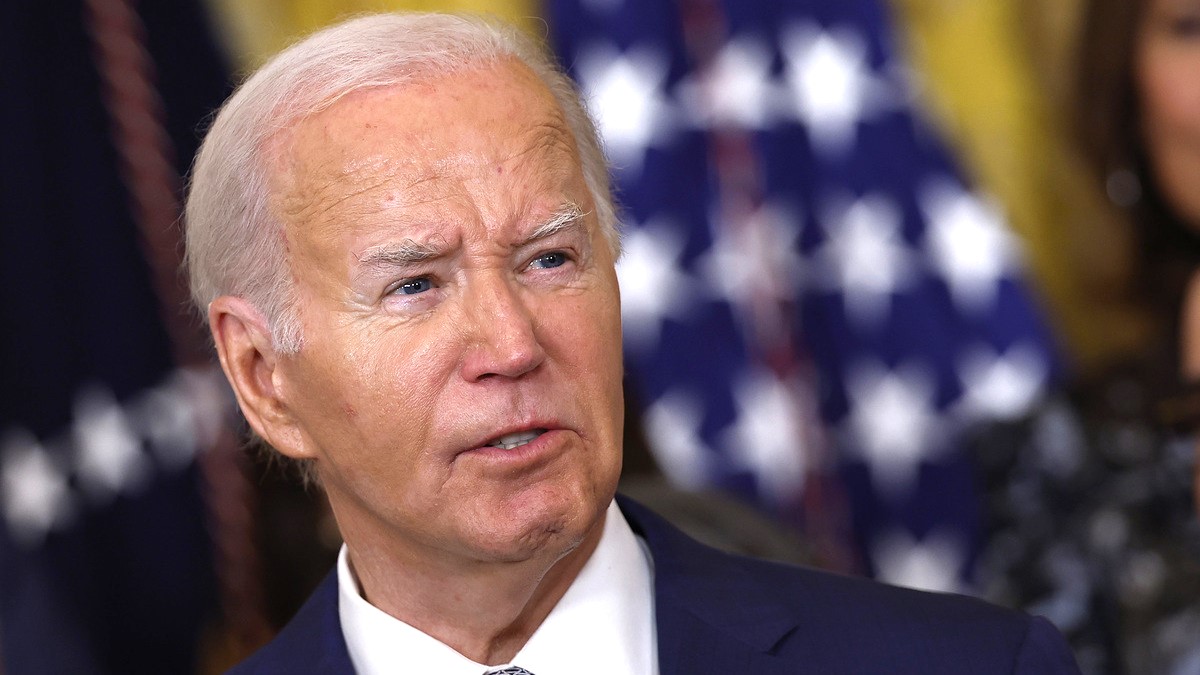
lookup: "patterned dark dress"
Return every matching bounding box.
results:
[973,363,1200,674]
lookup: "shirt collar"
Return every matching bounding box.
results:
[338,499,658,675]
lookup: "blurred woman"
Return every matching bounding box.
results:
[974,0,1200,672]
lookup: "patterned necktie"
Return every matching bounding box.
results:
[483,667,535,675]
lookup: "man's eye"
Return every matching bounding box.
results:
[531,251,568,269]
[394,277,433,295]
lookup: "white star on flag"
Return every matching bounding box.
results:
[617,218,696,351]
[722,369,808,503]
[873,528,964,593]
[957,342,1047,420]
[698,202,803,307]
[574,43,675,177]
[643,389,713,490]
[845,360,940,496]
[814,194,912,327]
[921,178,1020,313]
[73,385,150,500]
[133,382,200,471]
[677,37,778,129]
[2,430,73,545]
[781,22,877,156]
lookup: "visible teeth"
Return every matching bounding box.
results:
[488,429,545,450]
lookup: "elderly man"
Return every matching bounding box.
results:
[186,12,1080,675]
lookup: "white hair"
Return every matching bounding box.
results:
[185,12,618,352]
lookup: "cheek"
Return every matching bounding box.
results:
[549,289,625,420]
[295,327,452,459]
[549,281,621,361]
[351,329,460,434]
[306,337,465,520]
[1138,45,1200,223]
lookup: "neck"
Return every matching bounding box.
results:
[343,511,607,666]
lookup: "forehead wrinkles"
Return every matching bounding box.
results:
[266,63,584,250]
[503,117,578,178]
[273,112,577,221]
[263,130,417,298]
[272,150,404,229]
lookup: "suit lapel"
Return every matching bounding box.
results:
[247,570,355,674]
[654,598,793,673]
[616,496,806,674]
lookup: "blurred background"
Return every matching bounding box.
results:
[2,0,1197,673]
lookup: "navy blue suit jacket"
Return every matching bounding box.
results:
[230,496,1080,673]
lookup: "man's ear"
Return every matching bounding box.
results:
[208,296,314,461]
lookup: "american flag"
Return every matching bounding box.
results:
[0,1,243,671]
[546,0,1061,589]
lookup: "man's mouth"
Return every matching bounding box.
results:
[484,428,547,450]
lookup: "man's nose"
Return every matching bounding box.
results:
[459,273,547,382]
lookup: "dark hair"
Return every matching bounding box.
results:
[1076,0,1200,325]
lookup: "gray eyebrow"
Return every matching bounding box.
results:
[355,239,443,275]
[352,203,588,278]
[524,203,589,244]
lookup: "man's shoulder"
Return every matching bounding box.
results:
[226,570,352,675]
[713,556,1077,673]
[737,548,1020,629]
[617,495,1080,674]
[736,552,1043,643]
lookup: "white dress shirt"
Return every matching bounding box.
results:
[338,500,659,675]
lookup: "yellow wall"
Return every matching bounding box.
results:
[891,0,1152,371]
[206,0,540,70]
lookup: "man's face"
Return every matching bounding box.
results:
[266,60,624,564]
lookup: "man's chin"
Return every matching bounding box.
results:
[461,491,607,564]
